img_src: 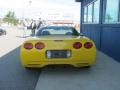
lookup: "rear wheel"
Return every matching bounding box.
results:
[25,67,41,70]
[83,66,91,68]
[25,67,33,70]
[75,65,91,69]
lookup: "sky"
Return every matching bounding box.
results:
[0,0,80,20]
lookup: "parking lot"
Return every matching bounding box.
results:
[0,26,120,90]
[0,27,40,90]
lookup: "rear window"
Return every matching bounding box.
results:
[36,26,79,36]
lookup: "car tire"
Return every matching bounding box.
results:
[75,66,91,69]
[83,66,91,68]
[25,67,34,70]
[25,67,41,70]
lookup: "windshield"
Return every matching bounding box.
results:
[36,26,79,36]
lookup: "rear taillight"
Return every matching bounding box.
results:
[73,42,82,49]
[35,42,45,49]
[84,42,93,49]
[24,43,33,49]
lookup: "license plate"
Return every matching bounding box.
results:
[46,50,68,58]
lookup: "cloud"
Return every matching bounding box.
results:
[0,0,80,20]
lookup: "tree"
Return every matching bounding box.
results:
[3,11,18,25]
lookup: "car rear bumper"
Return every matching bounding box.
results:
[21,59,96,68]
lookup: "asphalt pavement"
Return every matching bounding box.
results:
[0,46,40,90]
[0,26,40,90]
[35,51,120,90]
[1,26,120,90]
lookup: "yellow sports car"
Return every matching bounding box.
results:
[20,26,96,69]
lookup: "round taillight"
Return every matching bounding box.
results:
[73,42,82,49]
[24,43,33,49]
[35,42,45,49]
[84,42,93,49]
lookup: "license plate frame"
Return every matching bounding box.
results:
[46,50,68,58]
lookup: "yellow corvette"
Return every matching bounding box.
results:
[20,26,96,69]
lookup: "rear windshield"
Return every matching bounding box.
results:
[36,26,79,36]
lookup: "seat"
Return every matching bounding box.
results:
[42,31,50,35]
[65,32,72,35]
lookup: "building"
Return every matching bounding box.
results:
[76,0,120,62]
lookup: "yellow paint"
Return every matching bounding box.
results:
[20,35,96,68]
